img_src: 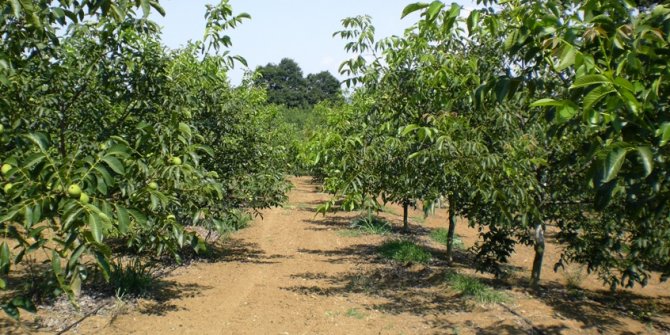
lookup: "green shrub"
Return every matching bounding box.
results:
[378,240,432,264]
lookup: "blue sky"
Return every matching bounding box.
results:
[151,1,473,85]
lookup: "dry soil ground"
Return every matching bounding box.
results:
[3,177,670,334]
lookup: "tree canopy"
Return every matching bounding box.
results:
[303,0,670,289]
[255,58,342,108]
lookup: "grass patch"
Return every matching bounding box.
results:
[378,240,432,264]
[109,259,155,297]
[412,215,426,224]
[350,216,392,235]
[337,229,364,238]
[345,308,366,319]
[214,209,252,233]
[562,265,585,289]
[430,229,464,250]
[446,272,507,304]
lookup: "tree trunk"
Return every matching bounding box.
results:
[530,223,545,287]
[446,197,457,265]
[402,200,409,233]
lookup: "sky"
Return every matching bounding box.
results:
[151,1,473,85]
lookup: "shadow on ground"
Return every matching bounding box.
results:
[304,214,433,236]
[0,318,42,335]
[288,212,670,334]
[523,281,670,334]
[214,238,288,265]
[138,281,213,316]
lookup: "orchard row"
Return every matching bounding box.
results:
[0,1,293,318]
[301,0,670,289]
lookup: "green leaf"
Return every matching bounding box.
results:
[23,206,33,228]
[9,0,21,17]
[613,77,634,93]
[637,146,653,177]
[467,10,480,35]
[52,7,65,20]
[658,122,670,146]
[94,165,114,186]
[494,78,510,103]
[24,133,49,151]
[94,251,110,281]
[22,152,46,169]
[408,151,422,160]
[71,275,82,297]
[28,226,47,239]
[583,85,616,111]
[426,1,445,21]
[0,242,10,275]
[602,145,631,183]
[570,74,610,89]
[51,250,63,281]
[107,143,130,156]
[530,98,562,107]
[140,0,151,17]
[401,2,430,19]
[150,0,165,16]
[178,122,192,139]
[557,104,577,123]
[96,175,108,195]
[62,207,84,231]
[128,209,147,226]
[67,244,87,271]
[0,208,21,224]
[88,214,103,243]
[102,156,125,175]
[556,44,576,71]
[504,29,519,50]
[400,124,420,136]
[115,205,130,234]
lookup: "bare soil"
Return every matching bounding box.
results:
[3,177,670,334]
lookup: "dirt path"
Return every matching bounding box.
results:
[80,177,436,335]
[5,177,670,334]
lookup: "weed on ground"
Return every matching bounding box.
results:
[446,272,507,304]
[349,216,392,235]
[430,228,464,250]
[378,240,432,264]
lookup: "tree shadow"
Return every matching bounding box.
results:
[473,321,569,335]
[289,242,670,334]
[0,318,42,335]
[213,238,286,265]
[304,213,433,237]
[522,281,670,333]
[285,189,670,333]
[297,244,379,264]
[284,263,516,320]
[304,215,354,231]
[289,201,320,213]
[297,238,471,267]
[138,281,213,316]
